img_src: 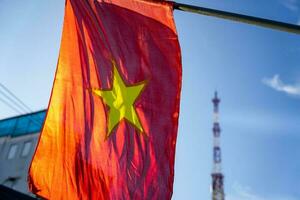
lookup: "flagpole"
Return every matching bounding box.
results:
[171,1,300,35]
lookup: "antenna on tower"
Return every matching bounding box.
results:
[211,91,225,200]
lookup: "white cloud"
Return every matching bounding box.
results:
[262,74,300,96]
[280,0,300,12]
[227,182,297,200]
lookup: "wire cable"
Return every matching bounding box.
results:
[0,83,44,127]
[0,88,30,114]
[0,83,32,112]
[0,96,24,115]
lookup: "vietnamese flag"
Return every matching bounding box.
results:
[28,0,182,199]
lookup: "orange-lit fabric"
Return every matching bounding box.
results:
[28,0,182,199]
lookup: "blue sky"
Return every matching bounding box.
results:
[0,0,300,199]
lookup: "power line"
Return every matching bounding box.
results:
[0,83,44,126]
[0,94,44,127]
[0,96,24,115]
[0,88,29,114]
[0,83,32,112]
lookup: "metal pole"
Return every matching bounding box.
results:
[170,1,300,35]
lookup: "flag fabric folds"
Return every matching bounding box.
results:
[28,0,182,199]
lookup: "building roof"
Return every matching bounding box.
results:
[0,110,46,138]
[0,185,37,200]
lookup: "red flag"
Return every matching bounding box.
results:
[29,0,182,199]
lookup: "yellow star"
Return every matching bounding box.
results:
[92,62,146,138]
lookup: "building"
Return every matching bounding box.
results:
[0,184,37,200]
[0,110,46,197]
